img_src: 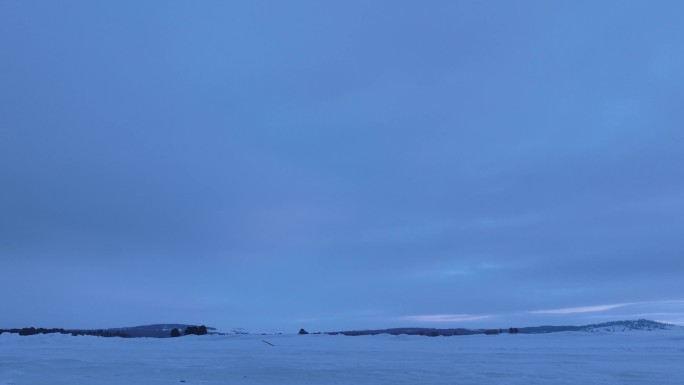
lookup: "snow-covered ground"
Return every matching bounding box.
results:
[2,330,683,384]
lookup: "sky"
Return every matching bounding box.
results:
[1,1,684,331]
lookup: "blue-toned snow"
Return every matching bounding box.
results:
[2,330,683,384]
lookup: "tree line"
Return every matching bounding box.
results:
[0,327,131,338]
[170,325,208,337]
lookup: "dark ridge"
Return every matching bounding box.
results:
[0,324,215,338]
[327,327,483,337]
[516,325,582,334]
[0,327,131,338]
[108,324,215,338]
[580,319,674,332]
[519,319,673,334]
[326,320,675,337]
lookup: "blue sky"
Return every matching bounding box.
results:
[1,1,684,331]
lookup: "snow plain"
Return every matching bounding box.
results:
[2,330,683,384]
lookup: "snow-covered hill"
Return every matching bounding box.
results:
[579,319,676,333]
[331,319,677,337]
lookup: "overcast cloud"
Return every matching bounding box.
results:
[1,1,683,331]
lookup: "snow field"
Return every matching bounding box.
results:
[2,330,683,384]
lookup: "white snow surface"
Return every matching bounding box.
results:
[2,330,684,384]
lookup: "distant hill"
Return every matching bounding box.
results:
[328,327,481,337]
[515,325,581,334]
[579,319,675,333]
[3,319,676,339]
[328,319,676,337]
[107,324,217,338]
[518,319,675,334]
[0,324,217,338]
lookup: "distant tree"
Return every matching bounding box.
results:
[508,328,519,334]
[170,328,181,337]
[298,328,309,335]
[184,325,208,336]
[19,327,37,336]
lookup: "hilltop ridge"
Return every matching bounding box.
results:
[328,319,676,337]
[2,319,677,339]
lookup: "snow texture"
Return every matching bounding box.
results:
[2,330,684,384]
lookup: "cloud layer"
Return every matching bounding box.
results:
[1,1,683,330]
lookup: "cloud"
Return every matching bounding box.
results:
[400,314,492,323]
[436,261,518,277]
[529,303,633,315]
[530,299,684,316]
[472,214,542,228]
[2,0,683,330]
[656,319,684,326]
